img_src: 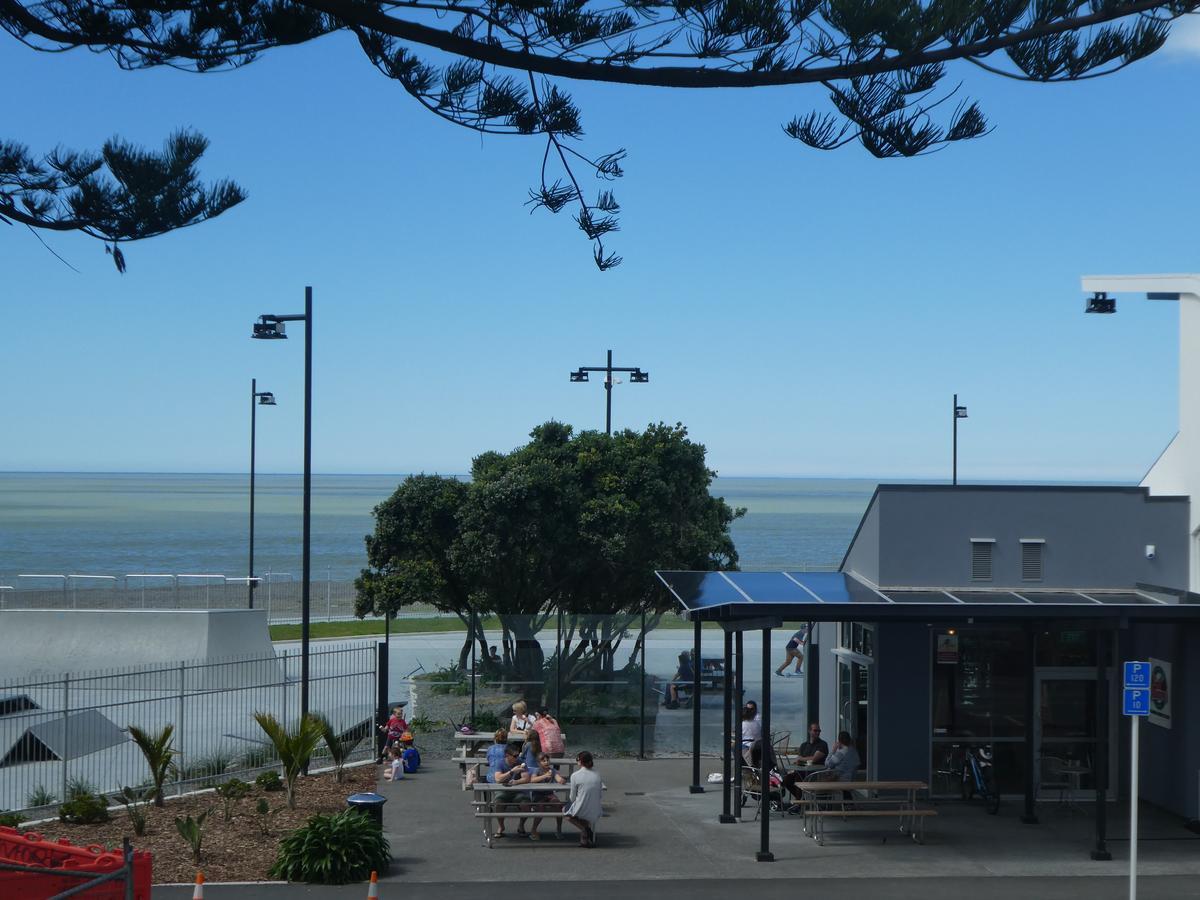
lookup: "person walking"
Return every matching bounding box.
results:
[565,750,603,847]
[775,625,808,677]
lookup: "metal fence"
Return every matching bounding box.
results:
[0,574,448,623]
[0,642,381,816]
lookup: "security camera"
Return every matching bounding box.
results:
[1145,545,1156,561]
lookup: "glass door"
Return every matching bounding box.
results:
[1034,668,1116,795]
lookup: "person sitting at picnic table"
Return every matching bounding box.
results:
[665,651,693,708]
[490,745,530,839]
[781,723,830,807]
[825,731,861,781]
[509,700,536,735]
[522,750,568,841]
[532,707,565,755]
[740,703,763,762]
[565,750,603,848]
[520,730,544,771]
[486,729,510,782]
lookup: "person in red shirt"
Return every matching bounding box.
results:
[378,705,408,756]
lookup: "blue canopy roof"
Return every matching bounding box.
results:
[655,571,1200,623]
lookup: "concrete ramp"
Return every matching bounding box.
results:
[0,609,280,686]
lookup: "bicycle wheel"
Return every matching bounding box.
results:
[960,771,973,802]
[986,790,1000,815]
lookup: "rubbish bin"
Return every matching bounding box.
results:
[346,792,387,828]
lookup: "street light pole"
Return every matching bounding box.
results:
[953,394,968,486]
[252,288,313,724]
[569,349,649,436]
[249,380,276,609]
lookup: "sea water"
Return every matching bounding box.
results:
[0,472,876,582]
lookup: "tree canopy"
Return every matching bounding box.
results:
[355,420,742,683]
[5,0,1196,269]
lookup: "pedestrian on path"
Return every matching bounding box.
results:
[775,625,807,676]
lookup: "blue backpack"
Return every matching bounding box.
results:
[402,746,421,773]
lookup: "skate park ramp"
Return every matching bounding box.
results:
[0,609,278,684]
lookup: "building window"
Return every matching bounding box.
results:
[971,540,994,581]
[1021,540,1044,582]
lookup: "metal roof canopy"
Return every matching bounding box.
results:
[656,570,1200,624]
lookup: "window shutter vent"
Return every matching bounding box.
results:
[971,542,992,581]
[1022,542,1043,581]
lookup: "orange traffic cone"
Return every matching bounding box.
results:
[192,872,205,899]
[366,870,379,899]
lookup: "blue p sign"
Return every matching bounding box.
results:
[1124,661,1151,689]
[1124,688,1150,717]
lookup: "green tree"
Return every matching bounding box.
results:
[4,1,1195,268]
[357,421,743,698]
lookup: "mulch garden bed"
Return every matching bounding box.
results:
[16,766,378,884]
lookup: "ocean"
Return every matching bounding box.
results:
[0,472,876,583]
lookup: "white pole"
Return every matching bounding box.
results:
[1129,713,1139,900]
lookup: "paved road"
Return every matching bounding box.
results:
[155,876,1195,899]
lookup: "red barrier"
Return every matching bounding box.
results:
[0,825,152,899]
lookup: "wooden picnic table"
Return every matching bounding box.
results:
[471,781,602,849]
[455,755,581,783]
[796,780,934,845]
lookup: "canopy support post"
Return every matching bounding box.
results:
[757,625,775,862]
[719,628,736,823]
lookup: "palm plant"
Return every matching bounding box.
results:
[253,712,323,810]
[127,725,177,808]
[313,714,366,784]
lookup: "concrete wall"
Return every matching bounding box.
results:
[867,486,1188,590]
[872,622,931,782]
[1125,623,1199,820]
[0,609,279,687]
[841,493,881,585]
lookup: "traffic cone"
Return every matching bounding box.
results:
[366,870,379,899]
[192,872,205,899]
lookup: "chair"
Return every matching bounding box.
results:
[770,731,793,766]
[1037,755,1071,806]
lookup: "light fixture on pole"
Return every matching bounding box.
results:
[248,380,276,609]
[569,349,649,435]
[953,395,968,486]
[1085,291,1116,314]
[252,288,313,725]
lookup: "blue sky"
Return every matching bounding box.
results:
[3,20,1200,480]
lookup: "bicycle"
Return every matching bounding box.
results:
[936,743,1000,814]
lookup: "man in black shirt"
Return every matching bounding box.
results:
[781,723,830,807]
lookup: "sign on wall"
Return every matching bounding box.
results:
[936,634,959,665]
[1148,657,1171,730]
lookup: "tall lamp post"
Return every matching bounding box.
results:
[569,349,649,435]
[248,380,276,609]
[952,394,968,485]
[252,287,313,722]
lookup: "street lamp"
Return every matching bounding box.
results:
[252,287,313,723]
[569,349,649,435]
[249,380,276,609]
[953,394,968,486]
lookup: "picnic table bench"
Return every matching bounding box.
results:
[470,782,606,849]
[797,780,935,845]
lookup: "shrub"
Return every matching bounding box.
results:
[253,713,324,809]
[65,777,100,801]
[0,811,25,827]
[117,786,153,837]
[407,713,443,734]
[174,811,208,864]
[25,786,55,808]
[128,724,177,808]
[472,710,502,733]
[255,770,283,792]
[420,663,468,696]
[312,714,365,784]
[59,792,111,825]
[216,778,251,821]
[240,744,279,769]
[179,750,235,787]
[253,797,281,836]
[269,810,389,884]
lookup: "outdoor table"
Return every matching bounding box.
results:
[453,730,568,757]
[796,780,932,845]
[1060,764,1092,812]
[471,781,602,848]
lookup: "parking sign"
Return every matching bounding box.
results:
[1123,688,1150,716]
[1124,661,1150,689]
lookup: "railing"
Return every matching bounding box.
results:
[0,573,449,623]
[0,642,380,815]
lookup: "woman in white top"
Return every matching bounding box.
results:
[509,699,537,735]
[740,705,763,764]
